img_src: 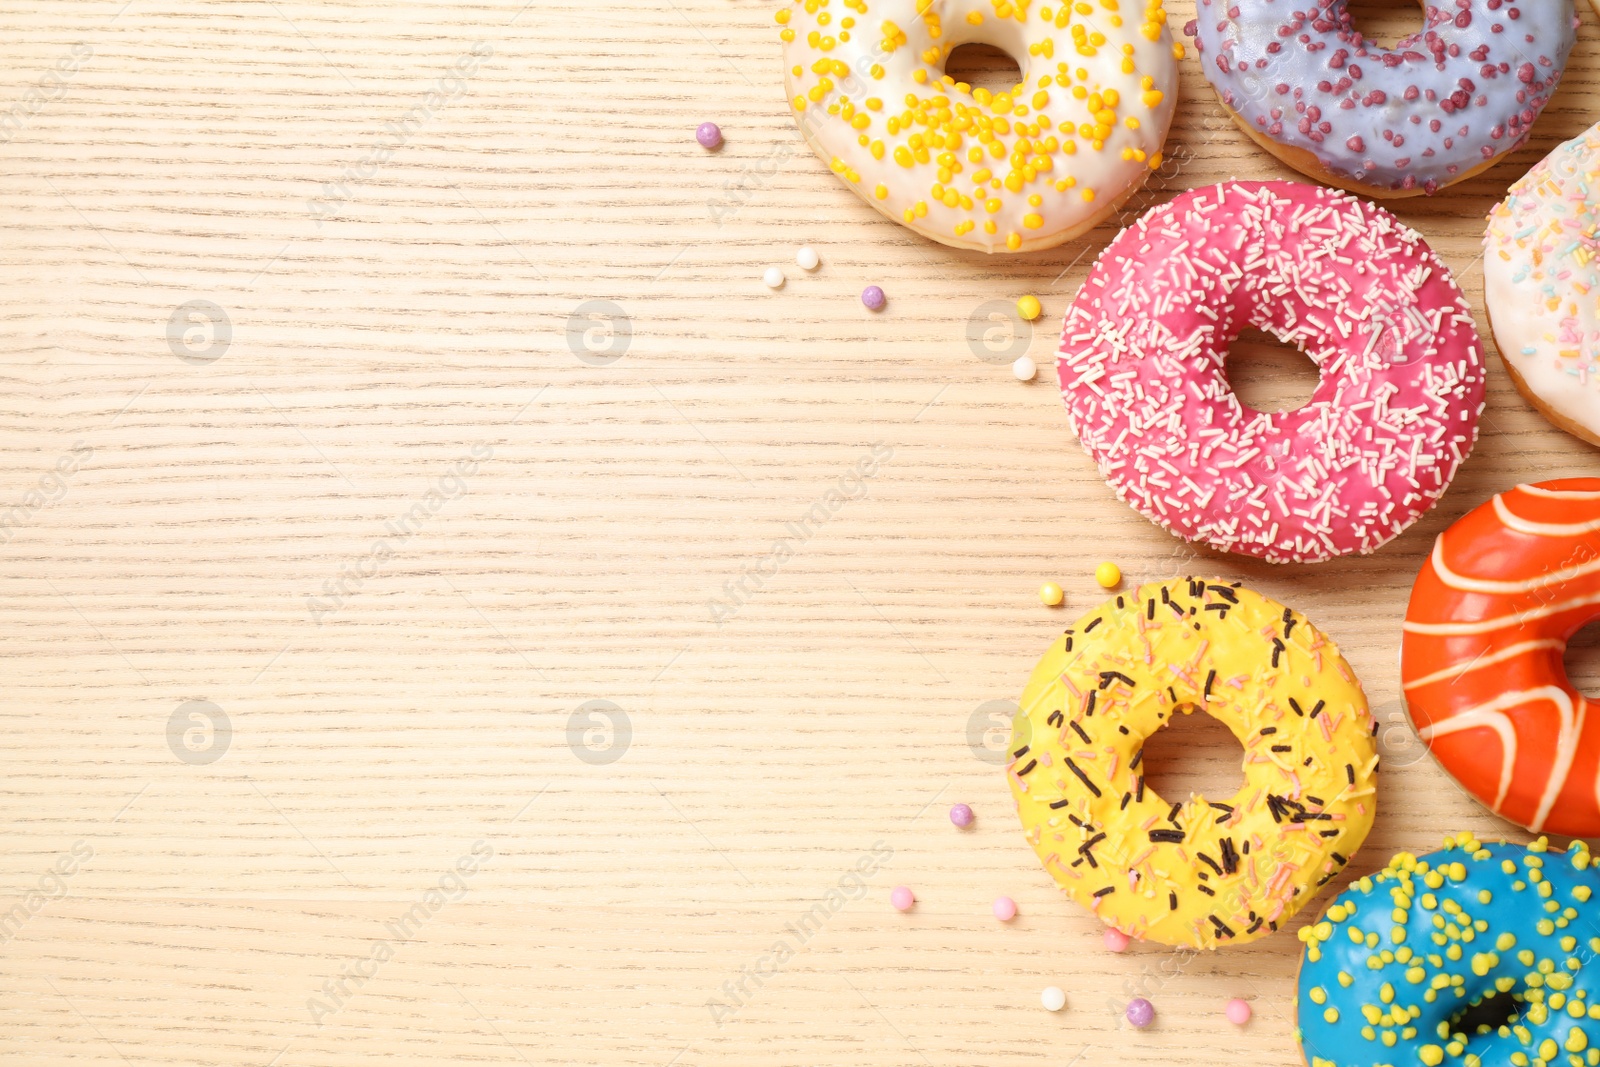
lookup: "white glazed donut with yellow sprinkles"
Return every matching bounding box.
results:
[776,0,1182,253]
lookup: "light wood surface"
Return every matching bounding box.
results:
[1,2,1598,1065]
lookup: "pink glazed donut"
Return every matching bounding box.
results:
[1184,1,1579,197]
[1057,180,1486,564]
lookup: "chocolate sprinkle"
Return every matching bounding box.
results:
[1065,757,1101,797]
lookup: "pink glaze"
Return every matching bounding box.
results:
[1057,180,1485,564]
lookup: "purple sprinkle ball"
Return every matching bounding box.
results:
[696,122,723,150]
[1126,997,1155,1029]
[949,803,974,828]
[861,285,886,311]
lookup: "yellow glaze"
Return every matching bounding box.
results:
[1007,578,1379,949]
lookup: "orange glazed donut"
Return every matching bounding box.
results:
[1401,479,1600,837]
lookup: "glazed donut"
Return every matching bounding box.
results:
[1007,578,1378,950]
[1297,832,1599,1067]
[1057,180,1486,564]
[1485,122,1600,448]
[775,0,1181,253]
[1184,1,1579,198]
[1401,479,1600,838]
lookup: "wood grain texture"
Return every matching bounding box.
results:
[0,2,1597,1064]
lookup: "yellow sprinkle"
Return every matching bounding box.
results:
[1017,295,1042,321]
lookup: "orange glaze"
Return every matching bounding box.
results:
[1402,479,1600,837]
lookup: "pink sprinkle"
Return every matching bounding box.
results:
[1226,998,1252,1025]
[993,896,1018,922]
[890,886,915,911]
[1103,928,1131,953]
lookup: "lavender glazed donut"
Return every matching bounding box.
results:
[1184,2,1579,197]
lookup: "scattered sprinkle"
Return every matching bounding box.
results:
[695,122,723,150]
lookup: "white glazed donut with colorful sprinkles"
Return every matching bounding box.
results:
[1184,1,1579,198]
[775,0,1182,253]
[1057,180,1486,564]
[1485,121,1600,448]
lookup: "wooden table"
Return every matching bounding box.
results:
[0,2,1596,1064]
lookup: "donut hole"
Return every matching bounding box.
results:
[1225,328,1323,415]
[1564,620,1600,700]
[1137,707,1247,807]
[1449,989,1523,1039]
[942,43,1024,98]
[1342,0,1424,49]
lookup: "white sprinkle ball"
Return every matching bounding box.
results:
[1013,356,1038,382]
[1040,986,1067,1012]
[796,246,820,271]
[763,267,785,290]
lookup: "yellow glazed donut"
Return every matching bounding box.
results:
[1006,579,1379,950]
[775,0,1182,253]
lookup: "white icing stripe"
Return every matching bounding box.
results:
[1518,485,1600,501]
[1532,688,1581,833]
[1402,639,1565,691]
[1430,537,1600,596]
[1402,592,1600,635]
[1493,494,1600,538]
[1419,708,1519,810]
[1418,686,1579,827]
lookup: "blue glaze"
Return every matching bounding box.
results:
[1297,834,1600,1067]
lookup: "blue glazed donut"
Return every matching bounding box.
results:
[1184,2,1580,197]
[1297,833,1600,1067]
